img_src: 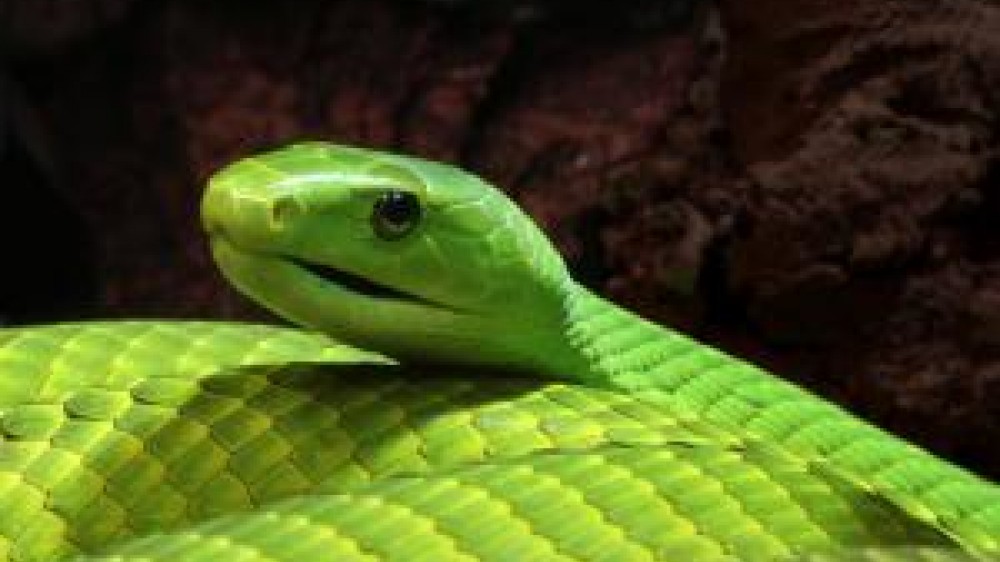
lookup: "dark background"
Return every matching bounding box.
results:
[2,0,999,477]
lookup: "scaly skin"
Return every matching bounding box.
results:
[0,143,996,560]
[0,322,982,561]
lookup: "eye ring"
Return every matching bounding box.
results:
[372,190,421,240]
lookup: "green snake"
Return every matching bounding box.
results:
[1,142,998,561]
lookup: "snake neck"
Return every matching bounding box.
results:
[554,284,712,391]
[553,284,891,430]
[554,284,1000,552]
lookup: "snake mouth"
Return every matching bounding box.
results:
[208,234,465,314]
[288,258,454,310]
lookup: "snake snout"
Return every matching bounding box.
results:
[200,178,230,238]
[202,166,300,252]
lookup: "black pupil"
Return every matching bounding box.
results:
[380,191,417,224]
[374,191,420,237]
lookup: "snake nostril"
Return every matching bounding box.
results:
[270,196,303,231]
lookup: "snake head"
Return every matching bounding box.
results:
[202,142,577,371]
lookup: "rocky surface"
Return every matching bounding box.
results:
[3,0,1000,476]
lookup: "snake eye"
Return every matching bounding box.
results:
[372,190,421,240]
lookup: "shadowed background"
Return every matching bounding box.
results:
[2,0,999,477]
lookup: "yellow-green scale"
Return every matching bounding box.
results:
[0,322,969,561]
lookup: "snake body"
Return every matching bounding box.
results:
[1,143,998,560]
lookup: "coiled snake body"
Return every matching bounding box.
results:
[1,143,998,561]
